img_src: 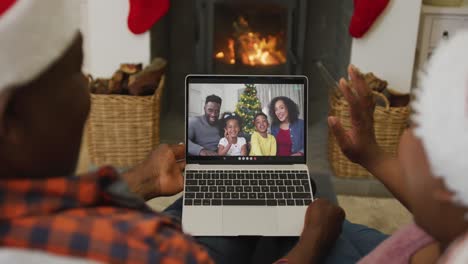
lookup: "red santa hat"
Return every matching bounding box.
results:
[413,30,468,209]
[0,0,80,90]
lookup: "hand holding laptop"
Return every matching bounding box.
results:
[282,199,345,263]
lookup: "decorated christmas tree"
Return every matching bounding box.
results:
[235,84,262,134]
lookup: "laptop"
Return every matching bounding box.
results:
[183,75,313,236]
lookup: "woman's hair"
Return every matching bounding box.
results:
[269,96,299,126]
[219,112,243,137]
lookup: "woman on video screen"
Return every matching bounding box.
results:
[269,96,304,156]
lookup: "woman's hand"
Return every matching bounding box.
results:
[328,65,382,168]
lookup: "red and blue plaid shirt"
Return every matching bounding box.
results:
[0,167,213,264]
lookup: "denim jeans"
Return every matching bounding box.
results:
[163,198,388,264]
[323,221,389,264]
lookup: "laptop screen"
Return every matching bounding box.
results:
[186,75,307,164]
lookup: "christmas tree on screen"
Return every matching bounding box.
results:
[235,84,262,134]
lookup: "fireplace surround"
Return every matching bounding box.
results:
[194,0,307,75]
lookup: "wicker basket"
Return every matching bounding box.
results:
[328,90,410,178]
[86,75,165,168]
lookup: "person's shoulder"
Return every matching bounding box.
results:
[293,118,305,128]
[268,134,276,141]
[189,116,205,128]
[270,124,279,132]
[238,137,247,144]
[189,116,202,123]
[219,137,227,144]
[251,131,259,139]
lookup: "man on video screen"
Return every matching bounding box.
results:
[188,95,222,156]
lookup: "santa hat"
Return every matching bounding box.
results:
[0,0,80,90]
[412,30,468,209]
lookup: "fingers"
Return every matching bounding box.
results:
[328,116,351,150]
[339,78,358,108]
[348,64,368,98]
[169,144,186,160]
[178,160,186,171]
[339,78,363,125]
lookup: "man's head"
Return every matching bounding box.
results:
[0,1,86,178]
[204,94,222,125]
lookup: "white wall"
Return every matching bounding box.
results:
[222,84,243,112]
[80,0,150,77]
[350,0,422,93]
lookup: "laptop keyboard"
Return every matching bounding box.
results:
[184,170,312,206]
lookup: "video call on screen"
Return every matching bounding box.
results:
[188,82,305,159]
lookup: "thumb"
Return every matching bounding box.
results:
[328,116,351,149]
[169,144,185,160]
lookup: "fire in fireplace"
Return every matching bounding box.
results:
[214,16,287,67]
[195,0,307,75]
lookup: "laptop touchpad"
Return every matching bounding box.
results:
[222,207,278,236]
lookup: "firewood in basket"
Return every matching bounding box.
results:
[127,58,166,96]
[120,63,143,74]
[348,72,388,93]
[108,70,125,94]
[90,78,111,94]
[386,88,410,107]
[364,72,387,92]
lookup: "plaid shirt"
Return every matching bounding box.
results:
[0,167,213,264]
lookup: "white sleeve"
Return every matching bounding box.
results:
[219,137,228,147]
[239,137,247,146]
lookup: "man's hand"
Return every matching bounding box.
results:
[123,144,186,201]
[200,149,218,156]
[328,64,382,168]
[284,199,345,263]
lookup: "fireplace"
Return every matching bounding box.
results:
[195,0,307,74]
[150,1,353,118]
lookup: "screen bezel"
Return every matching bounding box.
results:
[185,75,308,165]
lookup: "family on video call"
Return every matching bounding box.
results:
[188,85,304,157]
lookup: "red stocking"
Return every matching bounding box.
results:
[349,0,390,38]
[127,0,170,35]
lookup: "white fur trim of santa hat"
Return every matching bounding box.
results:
[412,30,468,209]
[0,0,80,90]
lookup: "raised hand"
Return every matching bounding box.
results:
[328,65,381,167]
[224,129,234,145]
